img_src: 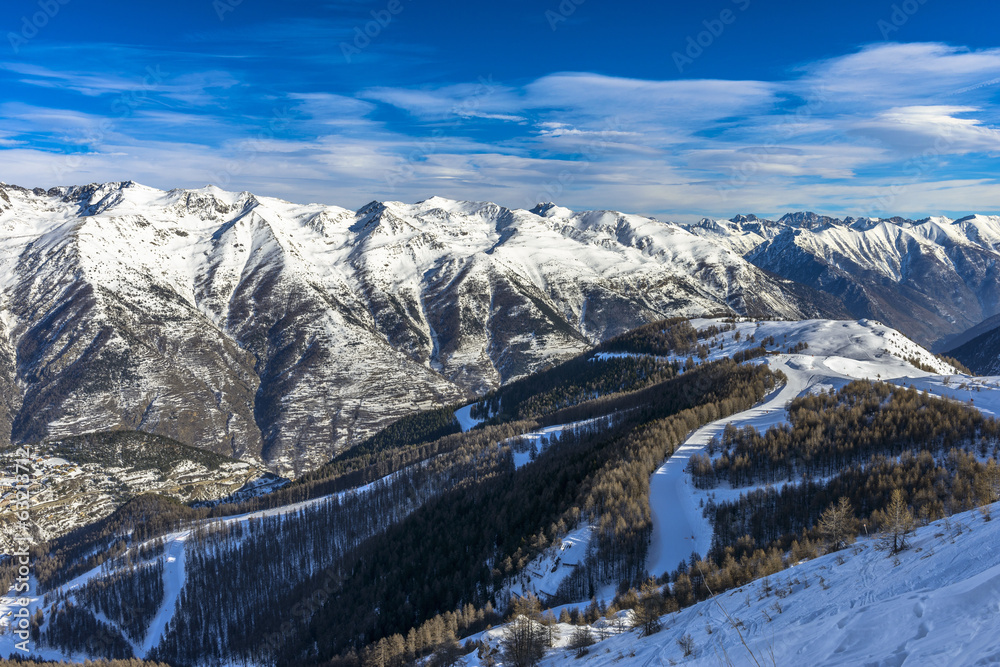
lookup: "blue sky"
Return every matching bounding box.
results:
[1,0,998,220]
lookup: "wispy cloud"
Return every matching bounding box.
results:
[2,40,999,220]
[852,105,1000,154]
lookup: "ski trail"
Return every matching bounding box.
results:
[140,530,189,656]
[646,359,812,578]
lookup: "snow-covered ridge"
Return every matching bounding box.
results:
[0,182,847,475]
[682,210,1000,350]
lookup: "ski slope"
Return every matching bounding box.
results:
[0,471,396,661]
[454,404,484,432]
[646,365,805,579]
[141,531,189,655]
[646,318,982,580]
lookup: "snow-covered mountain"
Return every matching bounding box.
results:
[0,182,843,475]
[684,212,1000,349]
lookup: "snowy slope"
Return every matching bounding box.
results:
[531,502,1000,667]
[0,182,845,475]
[647,318,968,580]
[0,470,395,661]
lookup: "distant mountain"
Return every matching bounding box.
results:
[939,312,1000,353]
[683,212,1000,350]
[946,320,1000,375]
[0,182,845,474]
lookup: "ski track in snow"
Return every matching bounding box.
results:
[646,363,807,578]
[646,318,997,580]
[0,472,392,660]
[141,530,188,655]
[454,403,482,432]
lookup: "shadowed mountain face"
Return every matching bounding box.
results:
[947,323,1000,375]
[685,212,1000,351]
[0,182,846,475]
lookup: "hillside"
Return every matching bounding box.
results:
[6,316,998,666]
[476,501,1000,666]
[947,321,1000,375]
[0,431,278,549]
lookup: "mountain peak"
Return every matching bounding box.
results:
[530,202,573,218]
[776,211,844,229]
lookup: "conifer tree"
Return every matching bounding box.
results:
[876,489,914,554]
[817,497,857,552]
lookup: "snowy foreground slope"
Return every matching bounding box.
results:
[481,502,1000,667]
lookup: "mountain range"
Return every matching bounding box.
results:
[686,210,1000,350]
[0,180,997,474]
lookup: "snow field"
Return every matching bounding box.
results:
[537,501,1000,666]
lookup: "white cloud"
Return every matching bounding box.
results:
[852,105,1000,154]
[361,80,522,120]
[799,42,1000,103]
[524,72,780,125]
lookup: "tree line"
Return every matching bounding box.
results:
[690,381,1000,488]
